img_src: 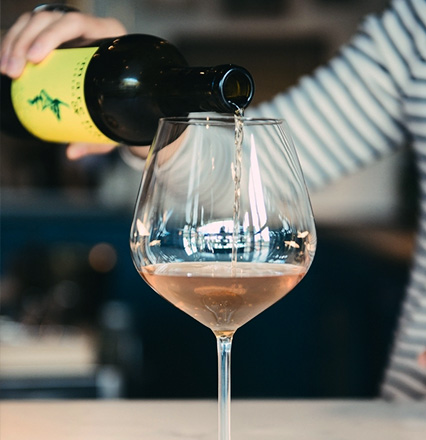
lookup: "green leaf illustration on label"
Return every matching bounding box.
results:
[28,90,69,121]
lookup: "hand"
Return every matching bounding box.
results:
[66,143,119,160]
[66,143,150,161]
[0,8,149,163]
[1,8,128,159]
[0,9,126,78]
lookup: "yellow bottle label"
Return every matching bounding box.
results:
[11,47,117,145]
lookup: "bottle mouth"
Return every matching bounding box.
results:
[219,66,255,111]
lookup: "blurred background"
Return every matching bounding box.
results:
[0,0,417,400]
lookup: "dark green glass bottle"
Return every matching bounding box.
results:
[1,34,254,145]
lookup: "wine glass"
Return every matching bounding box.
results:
[130,116,316,440]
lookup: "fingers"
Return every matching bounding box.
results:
[66,142,118,160]
[0,11,126,78]
[1,11,66,77]
[23,14,126,63]
[22,13,88,64]
[0,12,33,77]
[1,11,76,77]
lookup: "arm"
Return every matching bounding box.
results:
[247,2,408,191]
[249,0,426,372]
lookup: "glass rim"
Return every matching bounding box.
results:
[158,115,286,126]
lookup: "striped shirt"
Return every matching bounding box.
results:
[248,0,426,400]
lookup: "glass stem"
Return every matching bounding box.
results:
[217,334,233,440]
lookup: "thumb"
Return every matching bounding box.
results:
[66,142,118,160]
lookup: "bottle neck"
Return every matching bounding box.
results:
[156,64,254,114]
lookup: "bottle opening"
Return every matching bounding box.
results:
[221,67,255,111]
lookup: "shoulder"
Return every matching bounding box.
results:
[356,0,426,59]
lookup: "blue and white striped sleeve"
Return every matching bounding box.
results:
[247,0,411,191]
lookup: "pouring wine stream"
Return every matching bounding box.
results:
[218,108,244,440]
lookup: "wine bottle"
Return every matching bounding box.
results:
[1,34,254,145]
